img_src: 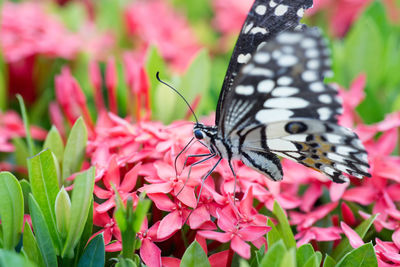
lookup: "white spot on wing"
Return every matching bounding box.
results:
[250,68,273,77]
[237,53,252,64]
[269,0,277,7]
[235,85,254,95]
[277,33,302,44]
[305,49,319,58]
[272,87,299,97]
[318,94,332,104]
[255,109,294,123]
[258,79,275,93]
[255,5,267,15]
[264,97,309,109]
[254,52,271,64]
[242,64,254,74]
[336,146,356,155]
[325,133,342,143]
[307,59,320,69]
[327,153,346,163]
[302,70,318,82]
[277,76,293,86]
[336,164,349,173]
[268,139,297,151]
[323,166,336,176]
[284,134,308,142]
[278,55,299,67]
[275,4,288,16]
[297,8,304,17]
[243,22,253,34]
[301,38,317,49]
[317,107,332,120]
[310,82,325,92]
[287,152,302,158]
[251,27,268,34]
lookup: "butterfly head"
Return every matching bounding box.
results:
[193,123,218,143]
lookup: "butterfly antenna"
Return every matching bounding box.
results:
[156,72,199,124]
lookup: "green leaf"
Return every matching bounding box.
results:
[116,257,137,267]
[22,222,45,267]
[16,95,35,156]
[180,241,210,267]
[332,214,377,260]
[75,200,93,265]
[323,255,336,267]
[132,195,151,233]
[296,244,314,267]
[77,234,105,267]
[0,172,24,250]
[43,126,64,165]
[260,240,286,267]
[28,194,58,267]
[62,117,88,182]
[303,254,320,267]
[62,167,95,258]
[55,187,71,239]
[12,138,30,167]
[19,179,32,214]
[336,243,377,267]
[179,49,212,116]
[0,249,37,267]
[146,46,167,112]
[27,149,61,252]
[273,201,296,249]
[267,219,282,248]
[279,248,296,267]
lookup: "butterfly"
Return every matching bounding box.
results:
[191,0,371,183]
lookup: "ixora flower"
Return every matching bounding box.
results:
[124,0,201,72]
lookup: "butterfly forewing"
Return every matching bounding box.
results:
[219,27,371,183]
[216,0,313,125]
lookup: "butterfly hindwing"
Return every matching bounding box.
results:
[216,0,314,125]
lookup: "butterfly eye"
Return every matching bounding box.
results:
[194,130,204,139]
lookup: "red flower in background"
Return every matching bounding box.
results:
[125,0,201,72]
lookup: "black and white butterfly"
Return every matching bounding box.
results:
[191,0,371,183]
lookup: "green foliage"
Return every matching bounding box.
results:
[0,54,6,111]
[332,1,400,123]
[331,214,377,260]
[336,243,377,267]
[0,249,37,267]
[273,201,296,249]
[17,95,36,156]
[77,234,105,267]
[180,241,211,267]
[22,222,45,267]
[0,172,24,250]
[43,126,64,165]
[61,117,88,182]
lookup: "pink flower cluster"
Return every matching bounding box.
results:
[51,61,400,266]
[125,0,201,72]
[0,2,81,63]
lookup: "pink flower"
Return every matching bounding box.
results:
[295,226,342,247]
[212,0,252,35]
[137,219,163,267]
[375,237,400,266]
[94,156,140,213]
[0,110,46,153]
[340,222,364,249]
[198,205,269,259]
[125,0,201,72]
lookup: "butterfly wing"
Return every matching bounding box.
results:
[215,0,314,125]
[219,27,371,183]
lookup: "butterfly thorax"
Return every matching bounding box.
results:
[193,123,239,160]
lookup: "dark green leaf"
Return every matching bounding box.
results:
[303,254,319,267]
[296,244,314,267]
[323,255,336,267]
[75,200,93,264]
[62,117,88,181]
[260,240,286,267]
[180,241,210,267]
[19,179,31,215]
[62,167,95,258]
[0,54,6,110]
[0,249,37,267]
[77,234,105,267]
[22,222,45,267]
[336,243,377,267]
[29,194,58,267]
[28,149,62,252]
[332,214,377,260]
[273,201,296,249]
[0,172,24,250]
[133,196,151,233]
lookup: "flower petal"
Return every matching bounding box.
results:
[341,222,363,249]
[157,211,182,239]
[140,239,161,267]
[231,235,251,259]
